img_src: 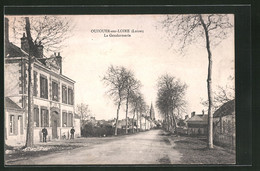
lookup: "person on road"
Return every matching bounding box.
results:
[70,127,75,139]
[42,127,48,142]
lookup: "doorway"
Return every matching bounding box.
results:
[51,111,59,139]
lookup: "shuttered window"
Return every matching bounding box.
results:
[33,71,38,96]
[41,109,49,127]
[62,85,67,104]
[62,112,67,127]
[52,81,59,101]
[40,76,48,99]
[9,115,14,134]
[34,107,39,127]
[68,88,74,105]
[67,113,73,127]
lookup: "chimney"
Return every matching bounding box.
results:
[56,52,62,74]
[36,41,43,58]
[21,33,29,53]
[202,110,205,115]
[185,115,189,120]
[191,111,195,117]
[5,18,9,43]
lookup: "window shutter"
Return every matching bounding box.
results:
[45,79,48,99]
[14,115,18,135]
[46,110,49,127]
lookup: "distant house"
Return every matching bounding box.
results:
[213,99,235,149]
[117,118,135,129]
[186,111,208,135]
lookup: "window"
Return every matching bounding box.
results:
[40,76,48,99]
[9,115,14,134]
[62,112,67,127]
[68,88,74,105]
[34,107,39,127]
[33,71,38,96]
[67,113,73,127]
[41,109,49,127]
[52,81,59,101]
[62,85,67,104]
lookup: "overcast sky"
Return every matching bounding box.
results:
[60,15,234,120]
[8,15,234,120]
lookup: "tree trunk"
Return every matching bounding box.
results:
[145,116,146,130]
[171,111,178,134]
[200,14,214,149]
[132,109,136,133]
[115,99,121,136]
[136,110,139,132]
[125,91,129,134]
[25,17,34,147]
[139,113,142,131]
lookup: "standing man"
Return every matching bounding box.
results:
[42,127,48,142]
[70,127,75,139]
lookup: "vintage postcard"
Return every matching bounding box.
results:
[4,13,236,165]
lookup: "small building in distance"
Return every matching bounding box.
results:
[186,111,208,136]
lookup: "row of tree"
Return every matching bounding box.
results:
[156,74,187,133]
[102,65,149,135]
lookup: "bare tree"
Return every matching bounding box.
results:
[102,65,130,135]
[156,74,187,133]
[76,103,91,128]
[10,16,74,55]
[124,72,141,134]
[161,14,233,149]
[128,91,142,133]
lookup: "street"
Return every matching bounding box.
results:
[8,129,182,165]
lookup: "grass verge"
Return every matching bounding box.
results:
[171,136,236,164]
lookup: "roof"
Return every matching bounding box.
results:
[213,99,235,118]
[5,97,23,110]
[186,114,208,124]
[5,42,28,57]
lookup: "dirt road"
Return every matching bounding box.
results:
[10,129,182,165]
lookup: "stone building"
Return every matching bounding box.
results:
[4,18,76,145]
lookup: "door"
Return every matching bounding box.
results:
[52,120,58,139]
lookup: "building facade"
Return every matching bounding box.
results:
[4,18,76,145]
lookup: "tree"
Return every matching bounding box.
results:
[13,16,74,147]
[10,16,74,55]
[25,17,34,147]
[201,78,235,112]
[102,65,130,135]
[76,103,91,128]
[161,14,233,149]
[156,74,187,133]
[124,72,141,134]
[128,91,141,133]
